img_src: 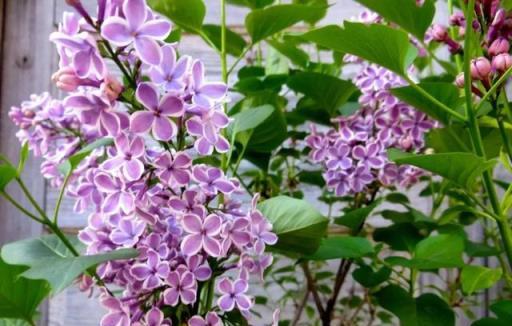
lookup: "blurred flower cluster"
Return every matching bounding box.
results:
[305,11,437,197]
[9,0,276,324]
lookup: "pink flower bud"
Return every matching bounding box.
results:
[449,12,465,26]
[101,75,124,101]
[488,37,510,56]
[470,57,492,80]
[52,66,81,92]
[455,73,465,88]
[431,24,448,41]
[492,53,512,73]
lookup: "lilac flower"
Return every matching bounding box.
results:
[181,213,222,257]
[131,82,184,140]
[149,45,190,92]
[186,111,230,155]
[110,217,145,247]
[185,255,212,281]
[217,278,252,311]
[130,251,169,289]
[95,173,135,214]
[64,93,120,136]
[221,217,251,254]
[153,151,191,186]
[163,269,197,306]
[136,307,171,326]
[188,312,222,326]
[169,190,205,215]
[326,141,353,170]
[326,171,351,196]
[102,133,145,181]
[352,142,385,169]
[189,60,228,106]
[100,295,130,326]
[101,0,171,65]
[350,166,373,193]
[192,165,236,195]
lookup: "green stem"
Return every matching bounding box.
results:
[447,0,462,71]
[220,0,229,174]
[204,278,215,313]
[227,46,252,76]
[16,177,48,221]
[463,0,512,273]
[404,76,466,122]
[0,191,44,223]
[475,65,512,115]
[409,268,417,295]
[53,173,71,224]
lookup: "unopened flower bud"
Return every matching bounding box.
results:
[52,66,81,92]
[470,57,492,80]
[449,12,465,26]
[492,9,506,26]
[492,53,512,72]
[431,24,448,41]
[101,75,124,101]
[455,73,465,88]
[488,37,510,56]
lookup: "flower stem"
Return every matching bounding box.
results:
[16,177,48,220]
[53,173,71,224]
[0,191,44,223]
[463,0,512,274]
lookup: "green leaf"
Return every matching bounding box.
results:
[148,0,205,33]
[353,265,391,288]
[375,285,417,326]
[374,223,424,252]
[300,22,418,75]
[461,265,502,294]
[490,300,512,322]
[465,241,501,257]
[0,258,50,323]
[227,0,274,9]
[412,233,464,269]
[0,319,32,326]
[267,39,309,68]
[258,196,328,256]
[297,170,325,187]
[304,236,374,260]
[230,105,274,135]
[287,72,356,116]
[17,143,29,175]
[388,149,497,189]
[1,235,138,293]
[59,138,113,175]
[202,24,247,57]
[375,286,455,326]
[246,4,327,43]
[0,164,17,191]
[390,82,461,124]
[334,199,382,231]
[416,293,455,326]
[355,0,435,39]
[292,0,328,24]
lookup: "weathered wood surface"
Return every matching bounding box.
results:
[0,0,492,325]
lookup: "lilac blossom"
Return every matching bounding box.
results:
[192,165,236,195]
[149,45,190,92]
[153,151,191,186]
[101,0,171,65]
[217,278,252,311]
[130,251,169,289]
[188,312,221,326]
[102,133,145,181]
[163,269,197,306]
[181,213,222,257]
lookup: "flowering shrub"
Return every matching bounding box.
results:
[3,0,512,325]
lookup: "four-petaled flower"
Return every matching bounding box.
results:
[101,0,171,65]
[131,82,184,141]
[153,151,191,186]
[163,268,197,306]
[188,312,222,326]
[149,45,190,92]
[181,213,222,257]
[192,165,236,195]
[130,251,169,289]
[217,278,252,311]
[102,133,145,181]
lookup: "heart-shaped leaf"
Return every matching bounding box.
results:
[304,236,374,260]
[461,265,502,294]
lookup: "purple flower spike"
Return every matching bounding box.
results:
[130,251,169,289]
[101,0,171,65]
[217,278,252,312]
[131,82,184,140]
[181,213,222,257]
[102,133,145,181]
[188,312,222,326]
[163,269,197,306]
[154,151,191,186]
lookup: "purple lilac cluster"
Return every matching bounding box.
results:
[10,0,277,325]
[305,12,437,197]
[428,1,512,92]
